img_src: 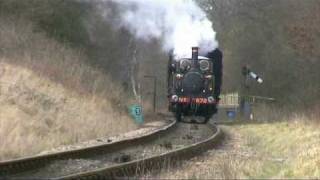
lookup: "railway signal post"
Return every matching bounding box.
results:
[240,65,263,120]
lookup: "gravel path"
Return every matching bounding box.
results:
[10,123,213,179]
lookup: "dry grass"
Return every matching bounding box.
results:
[0,16,137,160]
[153,110,320,179]
[234,114,320,178]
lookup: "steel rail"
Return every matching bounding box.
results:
[0,120,177,177]
[55,123,223,180]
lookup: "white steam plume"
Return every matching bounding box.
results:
[107,0,218,57]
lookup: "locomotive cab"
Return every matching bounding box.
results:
[168,47,222,124]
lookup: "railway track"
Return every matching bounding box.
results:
[0,118,223,179]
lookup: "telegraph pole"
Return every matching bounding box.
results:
[144,75,157,113]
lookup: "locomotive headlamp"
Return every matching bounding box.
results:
[208,96,215,103]
[176,74,184,79]
[205,75,213,79]
[171,95,179,102]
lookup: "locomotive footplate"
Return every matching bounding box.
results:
[169,99,218,124]
[180,116,209,124]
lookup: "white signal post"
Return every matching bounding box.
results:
[249,71,263,84]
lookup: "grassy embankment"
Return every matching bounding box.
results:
[155,109,319,179]
[0,5,137,160]
[234,117,319,178]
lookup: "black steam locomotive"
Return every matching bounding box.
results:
[167,47,222,124]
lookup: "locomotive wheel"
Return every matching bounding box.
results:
[175,112,182,122]
[203,116,211,124]
[175,105,182,122]
[203,106,216,124]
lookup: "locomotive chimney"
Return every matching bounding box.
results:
[192,47,199,68]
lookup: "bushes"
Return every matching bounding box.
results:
[200,0,320,109]
[0,0,90,47]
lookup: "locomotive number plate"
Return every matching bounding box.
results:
[193,98,208,104]
[178,97,209,104]
[178,97,190,103]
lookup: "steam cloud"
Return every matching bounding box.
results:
[105,0,218,57]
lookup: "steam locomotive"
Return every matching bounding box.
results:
[167,47,222,124]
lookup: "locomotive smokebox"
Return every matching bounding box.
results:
[192,47,199,68]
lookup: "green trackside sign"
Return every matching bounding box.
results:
[129,104,144,124]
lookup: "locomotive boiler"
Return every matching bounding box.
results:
[167,47,222,124]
